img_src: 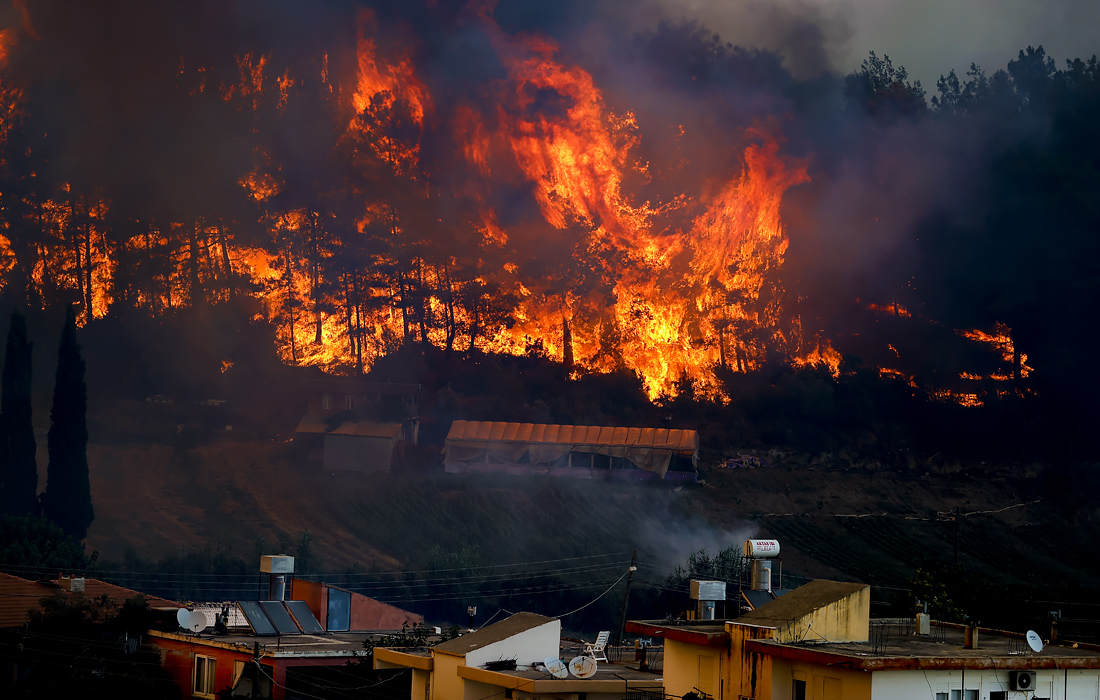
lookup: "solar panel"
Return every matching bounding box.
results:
[285,600,324,634]
[260,600,301,634]
[237,601,277,636]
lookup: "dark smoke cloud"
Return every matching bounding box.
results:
[648,0,854,79]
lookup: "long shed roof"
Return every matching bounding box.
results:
[445,421,697,452]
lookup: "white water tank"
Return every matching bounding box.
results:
[744,539,781,558]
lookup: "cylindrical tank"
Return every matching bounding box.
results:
[268,574,286,601]
[744,539,781,558]
[750,559,773,591]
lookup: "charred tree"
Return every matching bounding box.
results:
[41,305,93,540]
[0,311,37,517]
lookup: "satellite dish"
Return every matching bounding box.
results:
[188,610,209,634]
[568,656,597,679]
[177,609,191,629]
[545,657,569,679]
[1026,630,1044,653]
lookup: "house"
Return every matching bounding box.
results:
[147,556,423,700]
[295,377,421,472]
[149,627,381,699]
[0,571,182,628]
[443,421,699,481]
[294,414,406,473]
[375,611,664,700]
[627,578,1100,700]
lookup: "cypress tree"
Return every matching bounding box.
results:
[42,305,92,540]
[0,311,37,516]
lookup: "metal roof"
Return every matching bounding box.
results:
[295,415,404,438]
[445,421,697,452]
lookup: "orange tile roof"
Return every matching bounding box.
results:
[0,571,181,628]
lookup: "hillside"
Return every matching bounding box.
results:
[81,432,1100,620]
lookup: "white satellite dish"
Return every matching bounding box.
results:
[545,657,569,679]
[1026,630,1044,653]
[188,610,209,634]
[568,656,597,679]
[177,608,191,629]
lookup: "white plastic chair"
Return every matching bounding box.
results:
[583,630,610,662]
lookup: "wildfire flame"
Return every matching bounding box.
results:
[0,7,1035,405]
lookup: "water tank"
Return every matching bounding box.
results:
[744,539,781,558]
[690,580,726,601]
[750,559,773,592]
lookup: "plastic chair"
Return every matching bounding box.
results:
[583,630,610,662]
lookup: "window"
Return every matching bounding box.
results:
[345,394,355,410]
[990,692,1007,700]
[949,691,978,700]
[321,393,332,410]
[193,655,217,698]
[792,679,806,700]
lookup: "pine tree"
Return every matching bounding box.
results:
[42,305,92,539]
[0,311,37,516]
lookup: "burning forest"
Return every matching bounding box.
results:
[0,1,1095,447]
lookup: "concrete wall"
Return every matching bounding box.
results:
[153,637,266,699]
[727,624,777,700]
[774,587,871,644]
[465,619,561,670]
[348,588,423,631]
[411,668,430,700]
[324,434,398,473]
[871,668,1100,700]
[431,653,464,700]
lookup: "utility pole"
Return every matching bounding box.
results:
[953,506,961,568]
[614,549,638,646]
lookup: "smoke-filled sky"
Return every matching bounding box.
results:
[657,0,1100,84]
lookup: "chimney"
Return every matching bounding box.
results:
[964,624,979,649]
[59,575,85,593]
[260,555,295,600]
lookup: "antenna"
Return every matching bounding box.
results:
[545,657,569,679]
[568,656,597,679]
[1026,630,1044,653]
[188,610,209,635]
[177,609,191,630]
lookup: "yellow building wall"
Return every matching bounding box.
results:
[412,668,430,700]
[769,658,871,700]
[431,653,465,700]
[774,588,871,644]
[663,639,729,700]
[728,624,776,700]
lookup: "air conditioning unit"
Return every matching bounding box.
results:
[1010,671,1037,691]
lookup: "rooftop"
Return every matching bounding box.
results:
[739,579,868,627]
[0,572,180,628]
[433,612,555,656]
[445,421,697,452]
[751,621,1100,671]
[149,629,369,658]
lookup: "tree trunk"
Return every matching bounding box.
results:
[218,226,236,301]
[562,315,574,372]
[188,219,202,305]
